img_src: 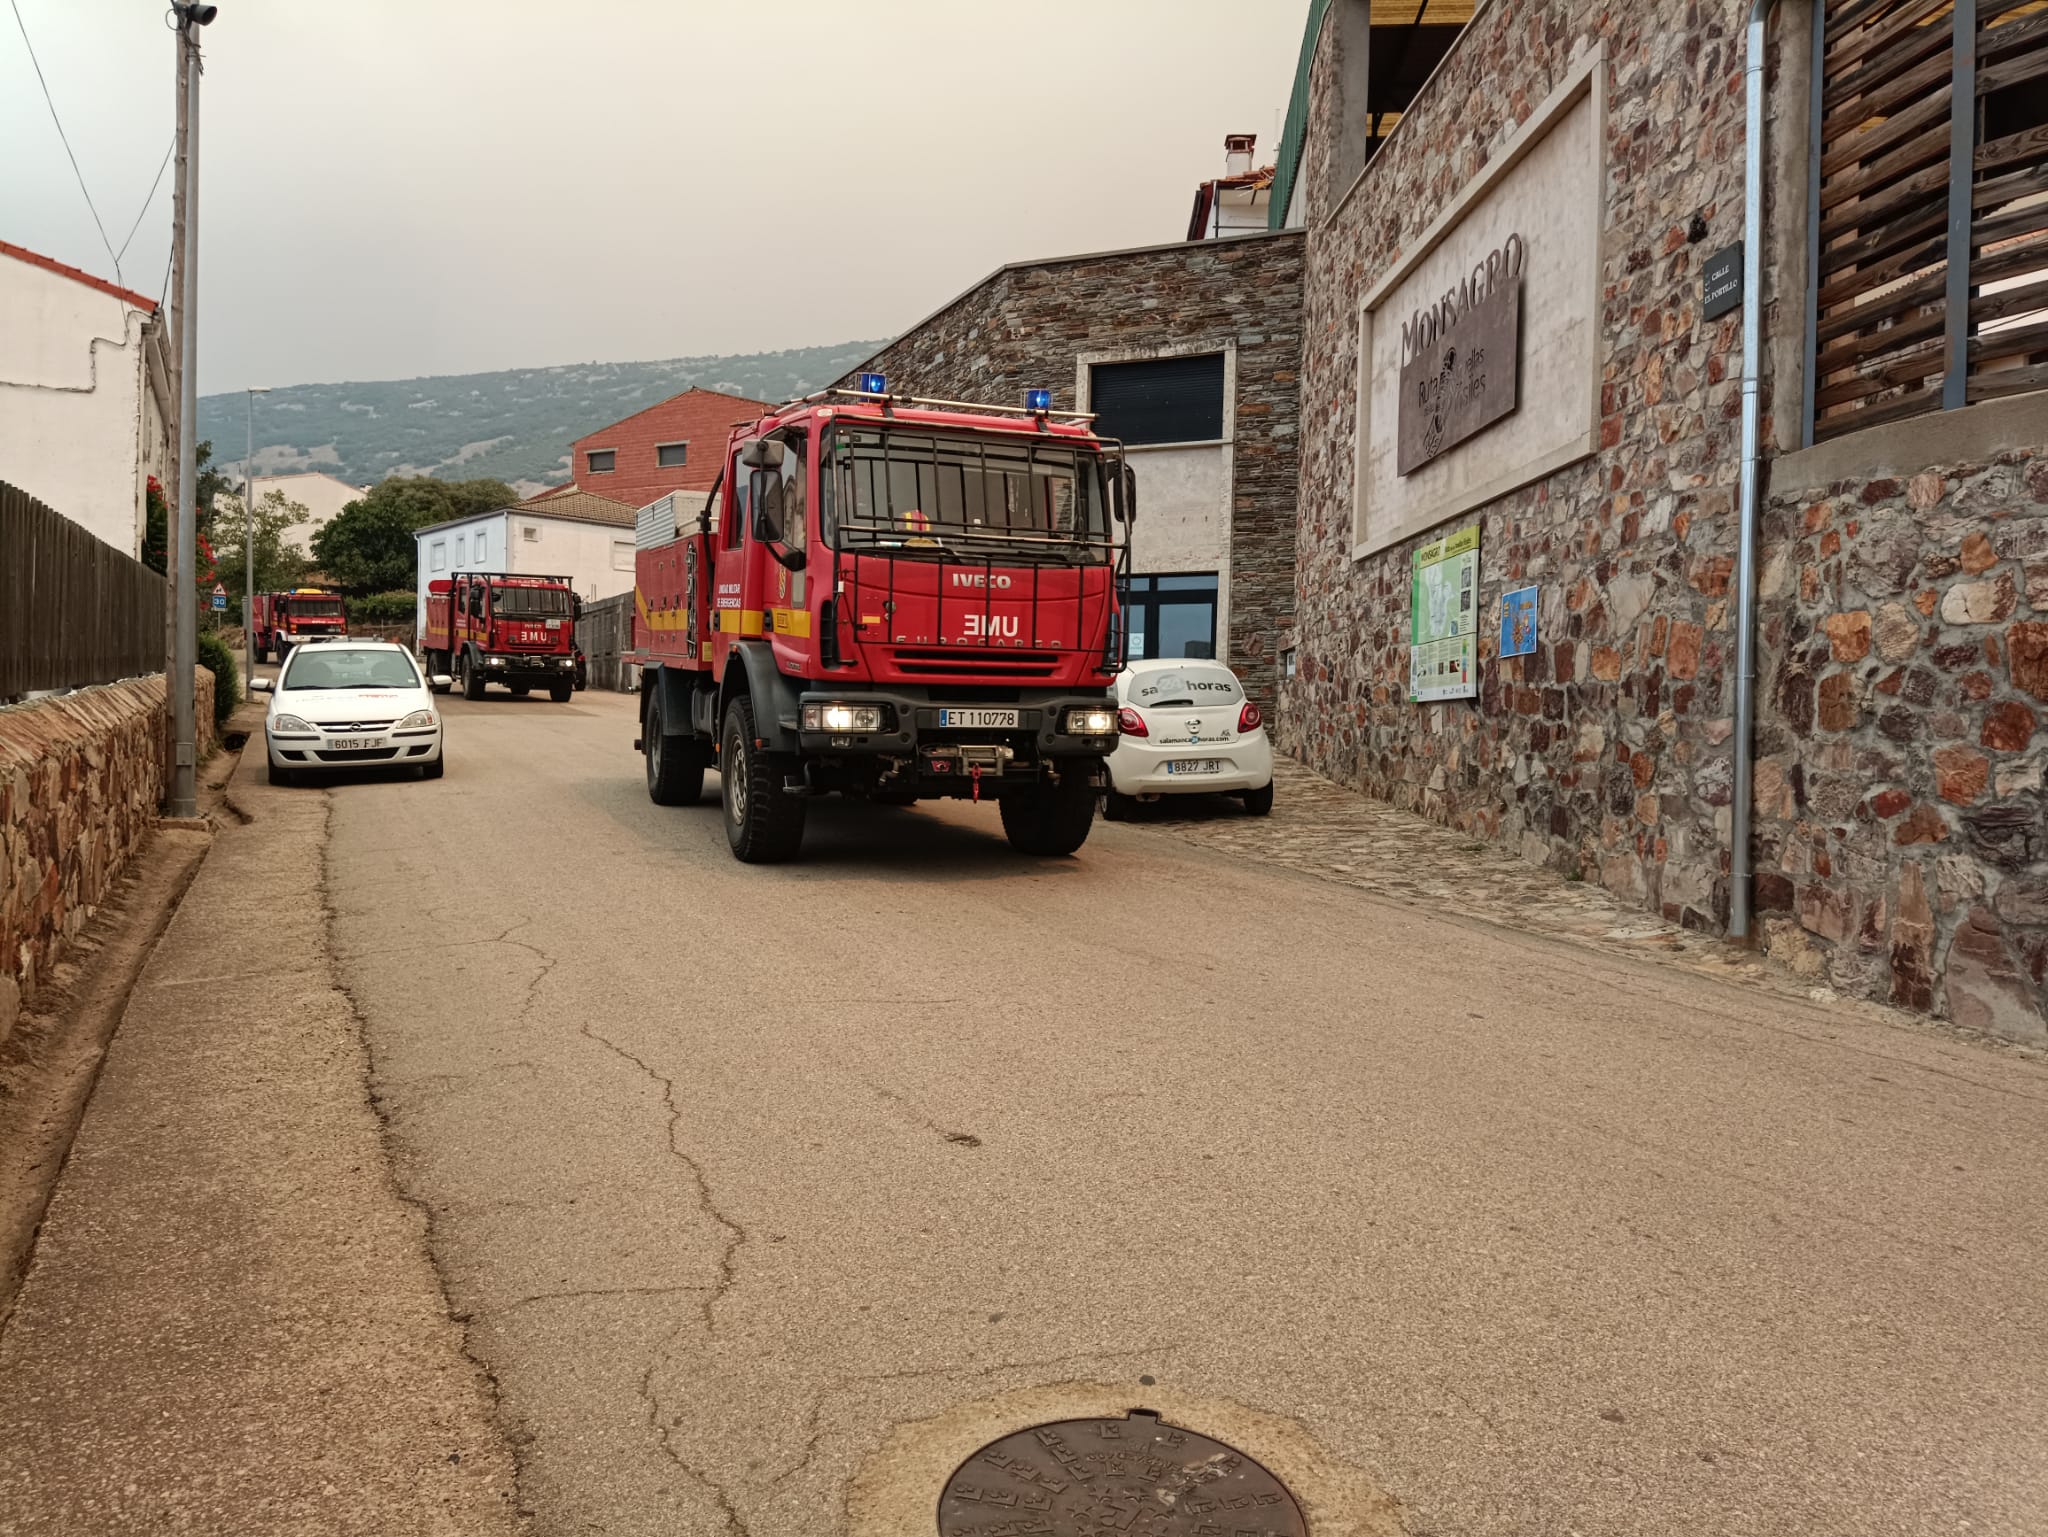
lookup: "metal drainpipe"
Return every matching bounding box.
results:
[1729,0,1770,940]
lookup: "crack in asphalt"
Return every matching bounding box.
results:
[565,980,754,1532]
[316,795,534,1527]
[487,1284,715,1319]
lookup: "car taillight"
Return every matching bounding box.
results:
[1238,701,1264,732]
[1117,707,1147,737]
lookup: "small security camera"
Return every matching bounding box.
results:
[180,3,219,24]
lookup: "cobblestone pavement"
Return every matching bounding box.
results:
[1124,756,1910,1021]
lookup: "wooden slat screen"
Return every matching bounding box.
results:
[0,481,168,702]
[1810,0,2048,439]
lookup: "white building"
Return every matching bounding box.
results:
[0,240,174,556]
[215,471,368,556]
[413,485,639,637]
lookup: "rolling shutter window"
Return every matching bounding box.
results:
[1090,354,1225,445]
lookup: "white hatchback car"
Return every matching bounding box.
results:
[1105,658,1273,818]
[251,641,449,786]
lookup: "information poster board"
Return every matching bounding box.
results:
[1409,526,1479,702]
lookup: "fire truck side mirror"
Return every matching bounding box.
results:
[739,438,786,471]
[750,469,783,544]
[1112,461,1137,525]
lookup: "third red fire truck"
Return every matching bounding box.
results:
[253,588,347,661]
[624,376,1133,863]
[419,571,582,700]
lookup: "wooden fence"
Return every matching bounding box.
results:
[0,481,167,702]
[576,591,636,693]
[1807,0,2048,440]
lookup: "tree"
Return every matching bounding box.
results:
[210,488,312,602]
[142,440,237,576]
[310,476,516,596]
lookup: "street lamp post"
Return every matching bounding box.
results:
[244,385,269,682]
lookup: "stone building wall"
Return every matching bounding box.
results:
[1282,0,1754,929]
[1755,448,2048,1040]
[841,234,1304,709]
[1279,0,2048,1043]
[0,669,214,1040]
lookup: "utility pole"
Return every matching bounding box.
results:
[165,25,188,681]
[169,3,217,818]
[244,385,268,684]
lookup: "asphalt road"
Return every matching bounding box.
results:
[323,685,2048,1537]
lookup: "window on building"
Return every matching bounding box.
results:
[455,535,466,564]
[612,539,634,572]
[656,442,688,468]
[429,541,446,572]
[1118,572,1219,661]
[586,449,616,473]
[522,524,540,542]
[1090,354,1226,445]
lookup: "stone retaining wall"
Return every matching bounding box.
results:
[0,669,214,1038]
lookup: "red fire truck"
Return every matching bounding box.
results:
[419,571,581,701]
[624,378,1132,863]
[253,588,347,661]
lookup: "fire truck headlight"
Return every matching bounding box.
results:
[1063,707,1118,736]
[395,710,437,731]
[272,714,316,735]
[486,655,506,667]
[803,703,883,733]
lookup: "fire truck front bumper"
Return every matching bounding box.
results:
[792,689,1117,763]
[480,653,580,684]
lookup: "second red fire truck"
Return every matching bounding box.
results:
[624,375,1133,863]
[419,571,582,700]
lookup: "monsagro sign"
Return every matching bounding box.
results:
[1397,231,1525,475]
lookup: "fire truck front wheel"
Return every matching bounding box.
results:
[460,655,485,701]
[721,697,806,863]
[644,693,705,807]
[998,770,1098,857]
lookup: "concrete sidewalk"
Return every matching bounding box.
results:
[0,747,523,1536]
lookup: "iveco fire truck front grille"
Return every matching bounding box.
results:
[888,648,1062,680]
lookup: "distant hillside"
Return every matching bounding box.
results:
[196,341,884,497]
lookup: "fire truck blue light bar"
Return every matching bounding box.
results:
[1024,389,1052,412]
[857,372,887,395]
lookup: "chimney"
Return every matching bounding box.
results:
[1224,133,1256,177]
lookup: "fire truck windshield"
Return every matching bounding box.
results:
[827,428,1109,564]
[490,585,572,618]
[288,598,343,617]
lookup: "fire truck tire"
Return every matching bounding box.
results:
[549,682,572,703]
[721,697,805,863]
[645,696,704,807]
[999,772,1097,857]
[461,655,485,701]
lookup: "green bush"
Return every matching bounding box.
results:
[195,628,241,728]
[350,589,417,625]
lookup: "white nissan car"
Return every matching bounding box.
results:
[1104,658,1274,818]
[251,640,449,786]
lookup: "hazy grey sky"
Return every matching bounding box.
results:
[5,0,1309,394]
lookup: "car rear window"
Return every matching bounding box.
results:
[1127,666,1243,707]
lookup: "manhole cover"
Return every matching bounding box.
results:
[938,1408,1308,1536]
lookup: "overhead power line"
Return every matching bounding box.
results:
[9,0,125,284]
[118,136,176,269]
